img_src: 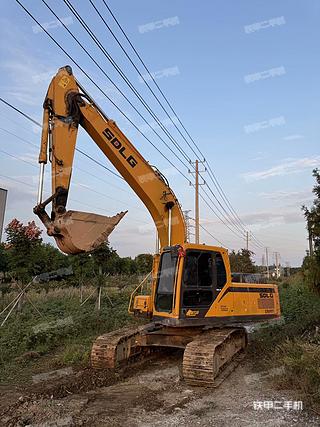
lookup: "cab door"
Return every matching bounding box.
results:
[154,250,179,314]
[180,249,227,318]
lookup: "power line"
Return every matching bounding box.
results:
[0,149,38,169]
[1,93,240,247]
[14,0,189,183]
[0,126,140,213]
[0,172,148,226]
[78,0,255,240]
[58,0,250,240]
[186,214,225,247]
[0,120,133,195]
[75,148,123,180]
[70,0,193,166]
[100,1,251,231]
[0,113,37,136]
[42,0,192,171]
[0,96,125,181]
[15,0,242,240]
[88,0,200,161]
[199,223,225,247]
[76,182,146,214]
[0,173,35,189]
[11,1,263,247]
[198,191,245,240]
[0,127,38,149]
[100,1,267,244]
[0,97,41,127]
[75,166,131,196]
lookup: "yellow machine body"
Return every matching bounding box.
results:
[34,66,280,337]
[132,243,280,326]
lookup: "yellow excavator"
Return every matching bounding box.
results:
[34,66,280,386]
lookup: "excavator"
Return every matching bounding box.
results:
[34,66,280,386]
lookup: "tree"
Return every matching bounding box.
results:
[116,257,137,275]
[135,253,153,274]
[91,242,119,274]
[0,243,9,277]
[69,252,94,282]
[5,219,43,282]
[35,243,69,273]
[229,249,256,273]
[4,219,70,282]
[302,169,320,291]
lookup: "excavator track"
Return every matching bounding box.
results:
[91,325,148,370]
[91,325,247,389]
[182,328,247,387]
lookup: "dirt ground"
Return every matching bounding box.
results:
[1,351,320,427]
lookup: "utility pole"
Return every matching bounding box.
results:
[265,247,270,279]
[195,160,199,244]
[155,230,160,254]
[285,261,290,277]
[189,160,206,244]
[246,231,250,251]
[183,210,194,243]
[308,219,314,256]
[274,252,280,279]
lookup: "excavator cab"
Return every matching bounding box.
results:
[133,242,280,327]
[132,243,232,324]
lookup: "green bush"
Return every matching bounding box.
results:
[250,277,320,408]
[275,340,320,406]
[0,287,139,382]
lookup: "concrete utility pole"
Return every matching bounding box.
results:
[195,160,200,244]
[274,252,280,279]
[155,230,160,254]
[189,160,206,244]
[246,231,250,251]
[0,188,8,243]
[265,247,270,279]
[183,210,193,243]
[308,219,314,256]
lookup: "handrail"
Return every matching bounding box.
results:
[128,271,152,314]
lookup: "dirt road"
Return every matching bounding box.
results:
[1,352,319,427]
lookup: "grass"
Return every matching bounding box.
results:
[0,285,142,384]
[2,272,320,409]
[249,273,320,409]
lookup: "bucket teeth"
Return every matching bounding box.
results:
[51,210,127,254]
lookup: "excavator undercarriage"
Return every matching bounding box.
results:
[91,323,247,387]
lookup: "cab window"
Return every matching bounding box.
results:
[155,251,178,312]
[182,250,227,308]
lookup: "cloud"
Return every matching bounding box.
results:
[242,156,320,182]
[0,58,51,106]
[200,206,304,230]
[17,151,38,163]
[283,134,304,141]
[0,175,36,205]
[259,189,313,203]
[240,209,304,228]
[0,19,57,108]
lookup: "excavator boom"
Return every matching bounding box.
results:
[34,66,186,254]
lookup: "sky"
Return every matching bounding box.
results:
[0,0,319,267]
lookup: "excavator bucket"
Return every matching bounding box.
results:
[50,210,127,255]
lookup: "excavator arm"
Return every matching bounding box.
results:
[34,66,186,254]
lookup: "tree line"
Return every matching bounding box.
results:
[0,219,153,284]
[0,219,258,286]
[302,168,320,291]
